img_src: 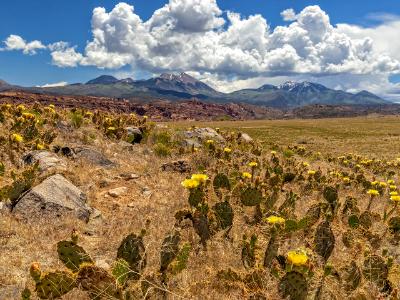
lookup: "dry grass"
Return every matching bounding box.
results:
[2,114,400,299]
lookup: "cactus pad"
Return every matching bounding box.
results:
[314,221,335,261]
[117,233,146,280]
[112,258,131,286]
[34,271,76,299]
[341,261,361,292]
[323,186,338,211]
[278,271,308,300]
[263,235,278,269]
[213,173,231,197]
[160,230,181,272]
[362,255,388,287]
[57,241,93,272]
[240,187,262,207]
[77,264,123,299]
[188,188,205,207]
[213,201,234,229]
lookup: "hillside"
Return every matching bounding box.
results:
[1,101,400,299]
[0,74,390,108]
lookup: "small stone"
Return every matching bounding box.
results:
[120,173,140,180]
[108,187,128,198]
[240,133,253,143]
[95,259,111,270]
[161,160,190,173]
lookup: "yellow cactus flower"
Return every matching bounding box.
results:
[371,181,378,186]
[11,133,23,143]
[22,112,36,120]
[224,147,232,153]
[270,150,277,155]
[388,179,395,185]
[390,195,400,202]
[367,189,380,196]
[266,216,285,225]
[17,104,26,111]
[206,139,214,144]
[379,182,387,188]
[242,172,252,179]
[191,174,208,183]
[307,170,316,175]
[181,179,200,189]
[390,185,397,191]
[249,161,258,168]
[48,104,55,109]
[287,249,309,266]
[302,162,309,167]
[343,177,350,183]
[390,191,398,196]
[36,143,45,150]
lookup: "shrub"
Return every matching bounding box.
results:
[154,143,171,157]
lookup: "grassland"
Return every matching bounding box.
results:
[171,115,400,158]
[2,105,400,299]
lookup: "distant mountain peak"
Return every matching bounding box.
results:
[86,75,119,85]
[158,72,199,85]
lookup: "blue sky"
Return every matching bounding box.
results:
[1,0,400,99]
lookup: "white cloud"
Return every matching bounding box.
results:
[3,2,400,97]
[49,42,83,67]
[37,81,68,88]
[281,9,297,22]
[3,34,45,55]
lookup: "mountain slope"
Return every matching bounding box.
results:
[2,74,390,108]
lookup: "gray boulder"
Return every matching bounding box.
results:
[239,133,253,143]
[125,126,143,144]
[22,151,66,173]
[183,127,224,143]
[13,174,91,221]
[74,147,116,168]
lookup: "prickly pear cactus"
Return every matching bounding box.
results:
[77,264,123,299]
[112,258,131,286]
[263,234,278,269]
[213,173,231,198]
[242,234,257,269]
[116,233,146,280]
[278,271,308,300]
[341,261,361,292]
[192,210,211,247]
[213,201,234,229]
[188,188,205,207]
[388,216,400,234]
[362,255,388,287]
[323,186,338,212]
[298,203,321,229]
[240,187,262,207]
[57,240,93,272]
[30,263,76,299]
[314,221,335,261]
[160,230,181,272]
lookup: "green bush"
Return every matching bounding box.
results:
[70,111,84,129]
[154,143,171,157]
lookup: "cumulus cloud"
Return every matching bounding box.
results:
[48,42,83,67]
[2,1,400,96]
[281,9,297,22]
[60,2,398,78]
[2,34,46,55]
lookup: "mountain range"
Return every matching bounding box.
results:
[0,72,389,108]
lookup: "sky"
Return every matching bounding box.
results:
[1,0,400,100]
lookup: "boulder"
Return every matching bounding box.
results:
[239,133,253,143]
[22,151,66,173]
[13,174,91,221]
[183,127,224,143]
[125,127,143,144]
[108,187,128,198]
[74,147,116,168]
